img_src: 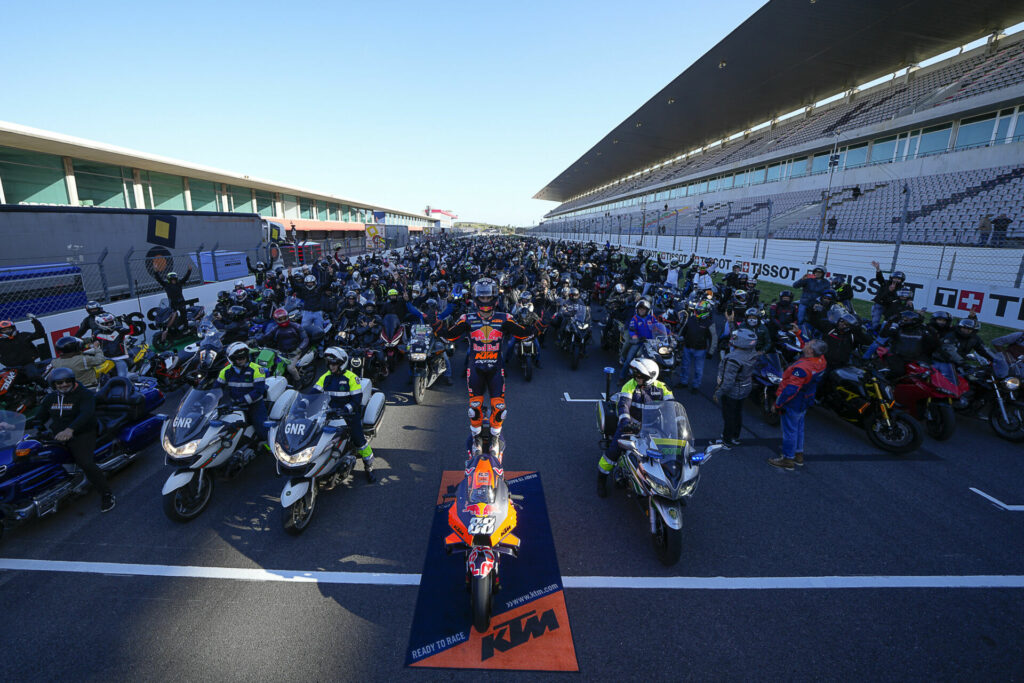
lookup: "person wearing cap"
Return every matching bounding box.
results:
[769,340,828,470]
[29,367,115,512]
[714,328,758,448]
[792,266,830,327]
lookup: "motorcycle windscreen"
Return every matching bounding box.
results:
[167,388,222,447]
[0,410,27,449]
[276,392,328,454]
[636,401,692,462]
[381,314,403,342]
[409,325,433,354]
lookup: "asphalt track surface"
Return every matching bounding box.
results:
[2,310,1024,680]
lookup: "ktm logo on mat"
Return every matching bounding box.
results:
[481,609,559,660]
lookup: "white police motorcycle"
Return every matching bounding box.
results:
[269,377,385,535]
[159,376,289,522]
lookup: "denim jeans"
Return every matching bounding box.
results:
[780,406,807,459]
[870,303,885,329]
[678,347,705,388]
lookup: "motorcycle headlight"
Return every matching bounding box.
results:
[409,352,427,361]
[658,346,671,356]
[1005,377,1021,391]
[163,434,199,457]
[274,443,316,466]
[578,322,589,330]
[645,474,674,498]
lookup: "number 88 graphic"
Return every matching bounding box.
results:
[467,516,495,535]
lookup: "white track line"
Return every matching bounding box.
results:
[2,558,1024,590]
[969,487,1024,511]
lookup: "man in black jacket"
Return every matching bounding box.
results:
[30,367,115,512]
[154,268,193,342]
[0,314,48,384]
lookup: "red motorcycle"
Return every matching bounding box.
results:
[893,360,968,441]
[380,314,405,375]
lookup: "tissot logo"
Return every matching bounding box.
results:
[481,608,559,660]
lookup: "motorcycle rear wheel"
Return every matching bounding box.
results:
[990,402,1024,442]
[283,486,317,536]
[865,411,923,454]
[162,475,214,523]
[652,513,682,567]
[924,402,956,441]
[471,573,493,633]
[413,374,427,405]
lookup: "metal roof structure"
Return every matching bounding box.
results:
[534,0,1024,203]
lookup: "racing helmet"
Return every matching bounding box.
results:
[49,366,77,391]
[55,336,85,355]
[473,278,498,316]
[272,308,290,327]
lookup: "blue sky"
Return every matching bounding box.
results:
[4,1,765,225]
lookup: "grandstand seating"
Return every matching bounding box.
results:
[551,37,1024,217]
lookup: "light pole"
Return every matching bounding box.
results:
[812,132,842,264]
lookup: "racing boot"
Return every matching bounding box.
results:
[359,446,376,483]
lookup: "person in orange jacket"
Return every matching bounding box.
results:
[768,339,827,470]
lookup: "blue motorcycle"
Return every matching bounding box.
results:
[0,377,165,540]
[750,330,803,426]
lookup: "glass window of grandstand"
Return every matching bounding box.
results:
[995,109,1014,142]
[811,153,829,175]
[720,174,734,190]
[843,143,868,169]
[255,190,274,217]
[317,201,327,221]
[955,113,997,150]
[74,161,133,208]
[766,163,781,183]
[280,194,298,218]
[750,167,766,185]
[139,171,186,210]
[328,203,339,221]
[299,197,314,219]
[0,146,70,205]
[189,179,219,212]
[790,157,808,178]
[916,124,951,157]
[870,136,898,164]
[229,186,254,213]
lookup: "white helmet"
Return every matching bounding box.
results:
[324,346,349,370]
[226,342,251,364]
[628,358,660,383]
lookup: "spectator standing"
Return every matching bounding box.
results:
[827,216,838,233]
[977,214,993,246]
[714,329,758,447]
[991,213,1012,247]
[768,340,828,470]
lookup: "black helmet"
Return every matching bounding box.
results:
[931,311,952,327]
[49,366,76,389]
[898,310,922,328]
[167,271,179,282]
[85,301,103,315]
[733,290,748,305]
[837,313,859,328]
[956,318,980,336]
[217,290,231,303]
[821,289,837,301]
[56,336,84,355]
[779,290,793,302]
[891,271,906,282]
[228,305,248,321]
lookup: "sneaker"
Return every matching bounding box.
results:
[716,439,732,450]
[767,456,794,470]
[100,493,116,512]
[727,438,742,447]
[793,452,804,466]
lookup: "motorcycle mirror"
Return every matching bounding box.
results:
[210,419,225,428]
[617,438,635,450]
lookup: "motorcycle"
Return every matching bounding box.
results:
[558,305,591,371]
[595,371,721,566]
[254,346,317,389]
[511,307,538,382]
[159,378,289,522]
[444,431,519,633]
[893,359,967,441]
[818,363,923,453]
[0,377,165,539]
[407,324,448,404]
[750,331,802,426]
[269,383,385,535]
[148,298,205,351]
[956,354,1024,442]
[0,366,47,415]
[380,314,406,374]
[634,332,677,377]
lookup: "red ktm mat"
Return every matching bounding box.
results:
[405,471,578,671]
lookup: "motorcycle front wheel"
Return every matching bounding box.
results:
[865,411,923,454]
[413,374,427,404]
[990,402,1024,442]
[523,357,533,382]
[162,474,214,522]
[652,512,682,567]
[924,401,956,441]
[571,346,581,371]
[283,485,317,536]
[471,572,493,633]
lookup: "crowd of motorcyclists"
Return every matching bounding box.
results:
[1,233,1022,519]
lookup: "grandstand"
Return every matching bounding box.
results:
[532,0,1024,278]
